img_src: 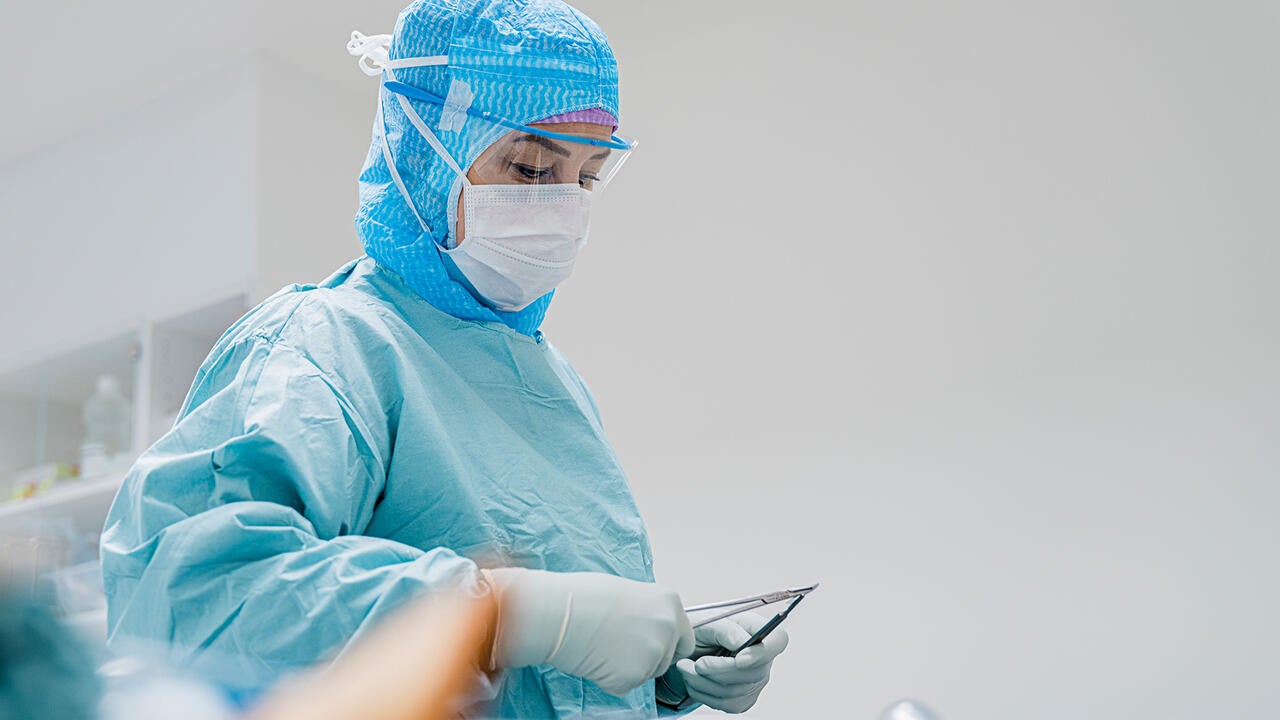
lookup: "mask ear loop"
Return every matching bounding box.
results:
[350,31,467,238]
[383,66,480,250]
[386,67,472,188]
[375,98,431,235]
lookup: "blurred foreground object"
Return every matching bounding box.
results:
[0,575,493,720]
[249,592,497,720]
[879,699,941,720]
[0,589,101,720]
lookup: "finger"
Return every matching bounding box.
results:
[685,687,760,716]
[727,610,770,634]
[673,608,696,661]
[647,636,680,684]
[649,605,697,681]
[693,647,775,675]
[734,627,788,666]
[696,661,762,681]
[697,625,789,674]
[697,617,754,654]
[756,625,790,657]
[676,660,767,703]
[684,681,764,708]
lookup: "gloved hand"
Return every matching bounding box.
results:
[483,568,694,697]
[660,611,789,714]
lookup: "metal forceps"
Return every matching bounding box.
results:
[684,583,819,629]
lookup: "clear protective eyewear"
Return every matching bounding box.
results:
[383,80,636,191]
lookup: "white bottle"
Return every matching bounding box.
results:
[880,700,941,720]
[82,375,132,476]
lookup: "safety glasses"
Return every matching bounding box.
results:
[383,80,636,191]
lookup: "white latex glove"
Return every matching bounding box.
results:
[663,611,789,714]
[483,568,694,697]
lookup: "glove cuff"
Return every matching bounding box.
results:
[655,664,697,712]
[484,568,571,670]
[478,569,500,671]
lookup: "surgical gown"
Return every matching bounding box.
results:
[100,257,660,718]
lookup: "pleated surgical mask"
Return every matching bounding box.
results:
[443,184,591,312]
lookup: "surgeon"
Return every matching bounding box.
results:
[101,1,789,717]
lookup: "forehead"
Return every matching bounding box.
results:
[527,121,615,141]
[482,129,612,161]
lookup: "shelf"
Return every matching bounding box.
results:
[0,292,250,549]
[0,472,125,539]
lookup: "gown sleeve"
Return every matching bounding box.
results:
[100,333,483,688]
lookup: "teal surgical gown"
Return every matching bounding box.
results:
[100,257,659,718]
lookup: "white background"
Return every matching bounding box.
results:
[3,2,1278,719]
[555,2,1280,718]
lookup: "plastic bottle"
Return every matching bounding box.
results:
[82,375,132,466]
[880,699,941,720]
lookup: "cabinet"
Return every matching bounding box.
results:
[0,294,250,569]
[0,56,367,644]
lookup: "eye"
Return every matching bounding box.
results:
[579,172,601,188]
[513,163,554,181]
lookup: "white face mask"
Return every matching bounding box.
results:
[363,58,602,313]
[443,183,592,312]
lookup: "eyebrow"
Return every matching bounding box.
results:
[513,134,571,158]
[514,134,613,161]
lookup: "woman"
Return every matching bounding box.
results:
[101,1,787,717]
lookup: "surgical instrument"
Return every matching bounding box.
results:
[711,593,806,657]
[684,583,819,629]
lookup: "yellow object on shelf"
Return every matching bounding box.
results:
[7,463,79,502]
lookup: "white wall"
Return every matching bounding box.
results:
[254,52,371,299]
[0,52,368,492]
[543,1,1280,718]
[0,53,371,367]
[0,63,257,366]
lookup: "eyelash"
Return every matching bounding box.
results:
[514,163,554,180]
[512,163,600,186]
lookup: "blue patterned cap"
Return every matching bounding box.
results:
[354,0,619,335]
